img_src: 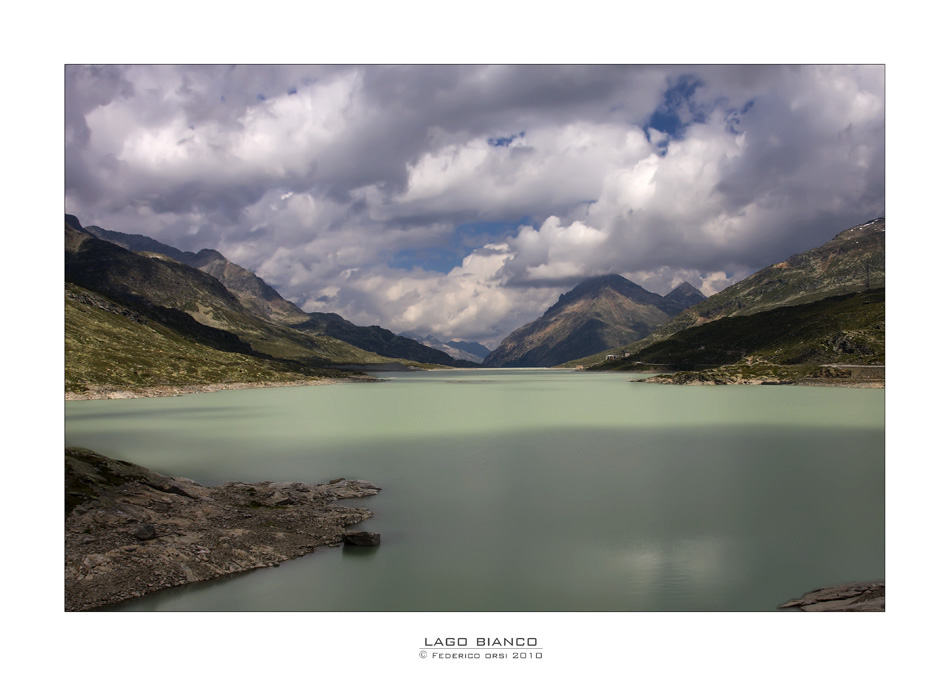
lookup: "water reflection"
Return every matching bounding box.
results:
[341,545,381,560]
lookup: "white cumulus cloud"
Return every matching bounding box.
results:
[66,65,884,346]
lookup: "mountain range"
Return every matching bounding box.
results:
[89,227,311,325]
[82,222,477,368]
[65,213,885,392]
[573,218,885,385]
[65,216,481,394]
[569,217,885,368]
[482,276,706,367]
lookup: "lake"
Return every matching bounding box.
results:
[63,369,884,611]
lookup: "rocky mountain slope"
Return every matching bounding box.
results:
[570,217,885,368]
[88,225,313,324]
[66,216,443,395]
[591,288,884,385]
[483,275,705,367]
[85,223,471,366]
[67,216,385,365]
[446,339,491,361]
[657,217,884,334]
[65,282,360,395]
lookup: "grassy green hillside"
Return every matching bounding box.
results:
[65,284,356,393]
[591,289,884,371]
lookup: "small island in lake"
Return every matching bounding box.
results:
[65,447,380,611]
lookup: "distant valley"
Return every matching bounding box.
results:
[399,333,491,364]
[65,214,885,393]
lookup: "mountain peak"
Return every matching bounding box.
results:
[832,217,885,242]
[546,274,657,316]
[65,214,85,232]
[670,281,701,294]
[572,274,637,293]
[657,281,706,316]
[484,274,678,367]
[65,214,93,252]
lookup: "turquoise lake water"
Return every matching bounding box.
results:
[64,369,884,611]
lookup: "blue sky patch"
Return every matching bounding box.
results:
[388,218,533,273]
[488,131,525,147]
[647,75,703,138]
[453,218,531,250]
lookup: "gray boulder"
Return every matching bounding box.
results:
[133,524,157,541]
[343,531,380,547]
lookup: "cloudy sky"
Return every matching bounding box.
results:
[65,64,884,347]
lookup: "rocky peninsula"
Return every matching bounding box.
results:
[780,581,885,611]
[65,447,380,611]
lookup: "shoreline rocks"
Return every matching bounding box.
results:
[65,447,380,611]
[640,371,884,388]
[636,357,884,387]
[643,375,884,388]
[65,375,379,401]
[780,581,885,611]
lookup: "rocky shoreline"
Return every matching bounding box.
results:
[65,447,380,611]
[639,362,884,388]
[780,581,885,611]
[641,374,884,387]
[65,375,380,401]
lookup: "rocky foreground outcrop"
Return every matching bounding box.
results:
[780,581,885,611]
[65,447,380,611]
